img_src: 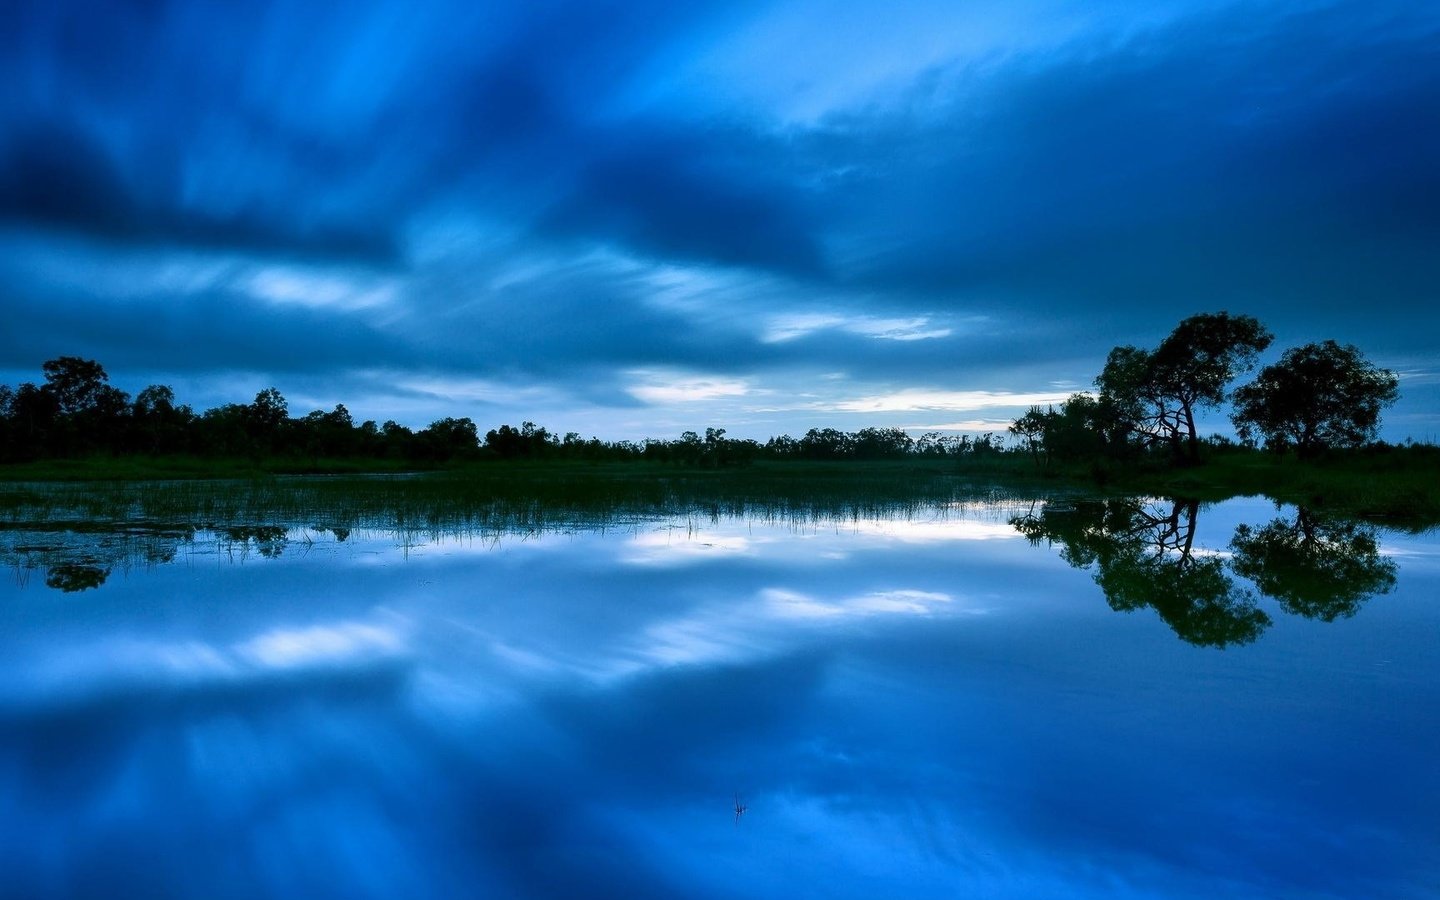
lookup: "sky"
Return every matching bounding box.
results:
[2,0,1438,441]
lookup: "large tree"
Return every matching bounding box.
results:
[1098,312,1272,461]
[1231,340,1398,457]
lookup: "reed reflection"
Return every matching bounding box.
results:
[3,522,197,592]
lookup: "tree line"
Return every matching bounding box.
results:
[1008,312,1400,469]
[0,315,1401,469]
[0,358,1009,466]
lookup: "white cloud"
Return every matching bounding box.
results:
[248,266,397,311]
[763,587,954,619]
[236,621,407,670]
[763,313,953,343]
[628,370,753,404]
[809,389,1071,413]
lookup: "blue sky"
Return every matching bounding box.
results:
[3,0,1438,440]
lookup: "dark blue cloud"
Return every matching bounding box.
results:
[0,121,398,261]
[541,132,824,275]
[819,2,1440,346]
[1,0,1437,436]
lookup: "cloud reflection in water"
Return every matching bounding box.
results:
[0,501,1435,898]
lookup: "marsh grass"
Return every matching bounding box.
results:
[0,461,1054,582]
[0,460,1034,535]
[1,449,1434,541]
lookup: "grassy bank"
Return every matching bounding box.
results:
[1,447,1435,530]
[1073,445,1440,527]
[0,458,1039,538]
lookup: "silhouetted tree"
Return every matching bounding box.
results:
[380,420,416,458]
[7,382,60,458]
[1232,341,1398,457]
[1099,313,1272,462]
[422,417,481,460]
[299,403,360,459]
[38,357,131,454]
[852,426,914,460]
[484,421,552,459]
[799,427,854,460]
[1009,406,1052,469]
[132,384,194,454]
[241,388,290,456]
[42,357,111,416]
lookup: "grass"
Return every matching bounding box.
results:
[1087,446,1440,528]
[0,459,1042,541]
[1,446,1435,533]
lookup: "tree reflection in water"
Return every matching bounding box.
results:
[1014,498,1269,647]
[1230,507,1396,621]
[1015,498,1400,647]
[1,523,297,591]
[42,563,112,592]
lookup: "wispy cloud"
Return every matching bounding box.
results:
[808,389,1072,414]
[248,267,397,311]
[762,313,953,343]
[627,370,753,405]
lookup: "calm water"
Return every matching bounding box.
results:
[1,493,1436,898]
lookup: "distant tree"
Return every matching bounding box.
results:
[422,417,481,460]
[380,420,415,458]
[242,388,291,455]
[1231,341,1398,457]
[853,426,913,460]
[2,383,58,459]
[299,404,359,459]
[132,385,194,454]
[41,357,111,416]
[248,388,289,431]
[1099,313,1272,462]
[196,403,253,456]
[764,434,801,458]
[38,356,131,454]
[799,427,854,460]
[1009,406,1053,469]
[1046,394,1120,462]
[484,421,553,459]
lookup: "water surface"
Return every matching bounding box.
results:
[1,490,1435,898]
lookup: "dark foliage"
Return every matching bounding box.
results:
[1232,341,1399,457]
[0,357,1013,468]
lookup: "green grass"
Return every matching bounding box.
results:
[1087,448,1440,528]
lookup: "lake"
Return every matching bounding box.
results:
[1,483,1436,898]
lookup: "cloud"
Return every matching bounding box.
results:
[0,122,400,262]
[807,389,1073,414]
[539,129,826,276]
[627,371,753,405]
[808,3,1440,345]
[763,313,953,343]
[1,0,1437,439]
